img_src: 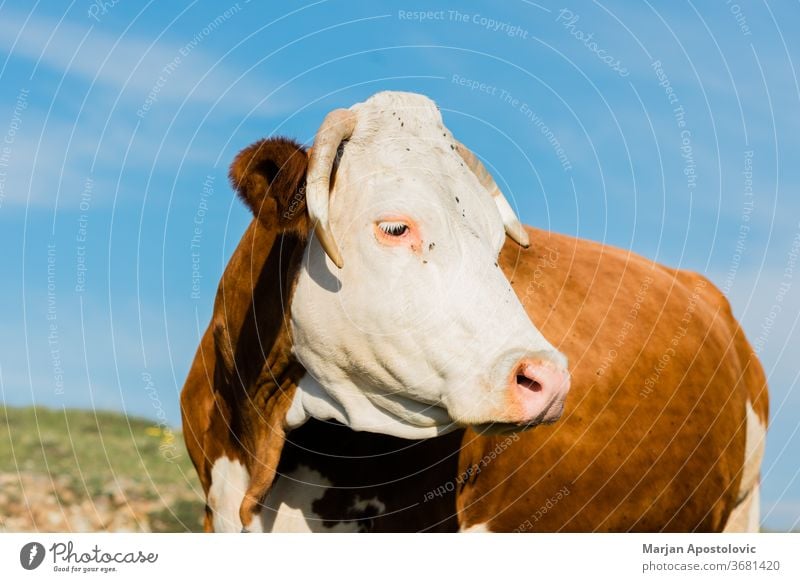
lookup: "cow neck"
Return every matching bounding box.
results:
[211,218,308,528]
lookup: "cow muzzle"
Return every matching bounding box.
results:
[469,356,571,436]
[510,358,571,425]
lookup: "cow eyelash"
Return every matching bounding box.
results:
[378,222,409,237]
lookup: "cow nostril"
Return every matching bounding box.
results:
[516,374,542,392]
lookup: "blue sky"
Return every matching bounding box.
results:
[0,1,798,530]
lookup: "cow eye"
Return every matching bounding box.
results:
[378,222,409,237]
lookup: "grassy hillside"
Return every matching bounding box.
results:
[0,406,204,532]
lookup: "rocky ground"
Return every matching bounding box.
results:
[0,472,203,532]
[0,406,204,532]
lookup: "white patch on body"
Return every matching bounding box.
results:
[260,464,374,532]
[723,402,767,532]
[208,456,259,533]
[739,401,767,500]
[461,522,492,533]
[724,481,761,533]
[350,496,386,516]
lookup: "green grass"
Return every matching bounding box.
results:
[0,405,204,532]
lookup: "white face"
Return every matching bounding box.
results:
[289,92,569,439]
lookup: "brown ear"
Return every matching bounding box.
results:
[229,137,309,236]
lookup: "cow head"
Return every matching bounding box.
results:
[234,91,570,440]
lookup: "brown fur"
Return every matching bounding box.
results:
[229,137,310,237]
[249,227,768,532]
[181,138,309,530]
[455,227,768,531]
[183,137,768,532]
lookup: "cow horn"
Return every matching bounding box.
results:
[455,141,530,248]
[306,108,357,268]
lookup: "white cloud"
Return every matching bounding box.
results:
[0,9,310,208]
[0,9,292,115]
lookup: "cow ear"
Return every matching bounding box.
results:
[229,137,309,236]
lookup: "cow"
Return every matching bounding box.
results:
[180,91,768,533]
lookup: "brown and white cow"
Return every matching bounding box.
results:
[180,91,768,533]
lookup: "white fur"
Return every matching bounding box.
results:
[287,373,451,439]
[724,402,766,532]
[350,496,386,516]
[208,456,254,533]
[290,91,566,439]
[260,464,369,532]
[461,522,492,532]
[739,401,767,500]
[724,481,761,533]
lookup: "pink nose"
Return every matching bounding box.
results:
[511,359,571,424]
